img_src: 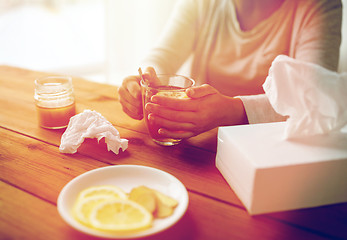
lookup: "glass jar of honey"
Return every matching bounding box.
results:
[34,76,76,129]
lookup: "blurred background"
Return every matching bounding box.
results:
[0,0,346,86]
[0,0,178,85]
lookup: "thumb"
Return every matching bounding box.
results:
[128,80,141,99]
[186,84,218,98]
[143,66,160,85]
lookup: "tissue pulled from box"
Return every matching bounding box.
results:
[59,110,128,154]
[263,55,347,139]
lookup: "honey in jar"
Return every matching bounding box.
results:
[35,76,76,129]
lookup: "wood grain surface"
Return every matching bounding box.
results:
[1,66,346,240]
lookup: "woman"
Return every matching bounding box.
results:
[118,0,342,139]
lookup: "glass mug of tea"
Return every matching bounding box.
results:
[34,76,76,129]
[141,74,195,146]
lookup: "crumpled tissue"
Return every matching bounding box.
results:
[59,110,128,154]
[263,55,347,139]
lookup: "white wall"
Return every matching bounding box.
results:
[0,0,105,82]
[105,0,178,85]
[338,0,347,72]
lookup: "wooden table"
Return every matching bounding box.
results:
[0,65,346,240]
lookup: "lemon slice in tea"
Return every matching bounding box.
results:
[156,91,188,99]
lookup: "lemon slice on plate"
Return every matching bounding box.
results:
[89,199,153,232]
[57,165,189,238]
[76,185,128,201]
[73,195,114,226]
[73,185,128,226]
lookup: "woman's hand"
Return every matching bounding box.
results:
[145,84,248,139]
[118,67,158,120]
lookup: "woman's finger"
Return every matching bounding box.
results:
[143,66,160,85]
[121,105,143,120]
[118,85,142,109]
[121,76,142,99]
[148,113,196,131]
[186,84,218,98]
[150,96,198,111]
[158,128,195,139]
[119,95,143,119]
[145,102,197,123]
[118,75,143,119]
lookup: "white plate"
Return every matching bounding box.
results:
[57,165,189,239]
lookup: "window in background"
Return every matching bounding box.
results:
[0,0,105,83]
[0,0,179,86]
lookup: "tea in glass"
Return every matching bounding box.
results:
[141,75,195,146]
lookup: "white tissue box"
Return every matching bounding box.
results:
[216,122,347,215]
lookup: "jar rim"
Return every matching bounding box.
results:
[35,75,72,85]
[35,75,73,94]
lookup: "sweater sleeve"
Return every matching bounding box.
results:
[241,0,342,124]
[237,95,287,124]
[292,0,342,71]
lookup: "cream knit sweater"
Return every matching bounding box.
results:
[142,0,342,124]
